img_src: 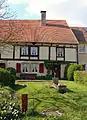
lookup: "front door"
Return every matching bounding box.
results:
[52,64,60,78]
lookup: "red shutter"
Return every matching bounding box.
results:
[39,63,44,73]
[16,63,21,73]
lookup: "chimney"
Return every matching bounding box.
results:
[41,11,46,26]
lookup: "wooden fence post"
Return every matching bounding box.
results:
[22,94,28,112]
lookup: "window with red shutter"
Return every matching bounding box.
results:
[39,63,44,73]
[16,63,21,73]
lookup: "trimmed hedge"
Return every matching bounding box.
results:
[36,75,52,80]
[74,71,87,84]
[67,64,83,81]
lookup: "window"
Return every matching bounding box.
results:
[21,63,29,73]
[20,46,39,57]
[31,64,38,72]
[21,46,28,56]
[30,47,38,56]
[79,45,85,53]
[56,47,64,57]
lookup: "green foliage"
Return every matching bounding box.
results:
[7,67,16,76]
[37,75,52,80]
[16,80,87,120]
[67,64,83,81]
[10,75,16,86]
[0,68,11,86]
[0,68,16,86]
[7,67,16,86]
[0,102,22,120]
[74,71,87,84]
[0,88,23,120]
[36,76,46,80]
[64,64,70,79]
[46,75,52,80]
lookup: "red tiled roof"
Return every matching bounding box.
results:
[71,27,87,43]
[0,20,78,44]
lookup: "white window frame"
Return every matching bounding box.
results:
[21,63,29,73]
[30,63,38,73]
[21,46,28,56]
[57,47,64,57]
[30,47,38,56]
[21,63,38,73]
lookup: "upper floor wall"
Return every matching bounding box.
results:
[0,44,78,63]
[78,44,87,64]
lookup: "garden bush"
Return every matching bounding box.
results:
[0,68,11,86]
[74,71,87,84]
[36,76,46,80]
[64,64,70,79]
[0,68,16,86]
[36,75,52,80]
[67,64,83,81]
[7,67,16,76]
[7,67,16,85]
[0,89,23,120]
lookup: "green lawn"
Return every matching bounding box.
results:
[1,80,87,120]
[14,80,87,120]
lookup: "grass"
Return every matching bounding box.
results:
[1,80,87,120]
[15,80,87,120]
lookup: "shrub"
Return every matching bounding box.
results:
[36,76,46,80]
[36,75,52,80]
[0,91,23,120]
[7,67,16,76]
[0,68,16,86]
[64,64,70,79]
[0,68,11,86]
[74,71,87,84]
[7,67,16,86]
[67,64,83,81]
[45,75,52,80]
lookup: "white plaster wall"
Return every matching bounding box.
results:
[6,61,47,76]
[85,46,87,53]
[65,48,76,61]
[30,57,38,60]
[57,58,64,61]
[78,53,87,64]
[39,47,49,60]
[7,61,20,69]
[85,64,87,71]
[50,47,56,60]
[61,64,66,78]
[1,44,13,58]
[21,57,29,59]
[15,46,20,59]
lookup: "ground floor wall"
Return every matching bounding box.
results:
[0,60,70,79]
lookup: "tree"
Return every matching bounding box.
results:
[0,0,13,19]
[0,0,24,53]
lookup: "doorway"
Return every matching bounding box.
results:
[52,64,60,79]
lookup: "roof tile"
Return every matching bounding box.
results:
[0,20,78,44]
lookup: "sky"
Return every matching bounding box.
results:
[7,0,87,26]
